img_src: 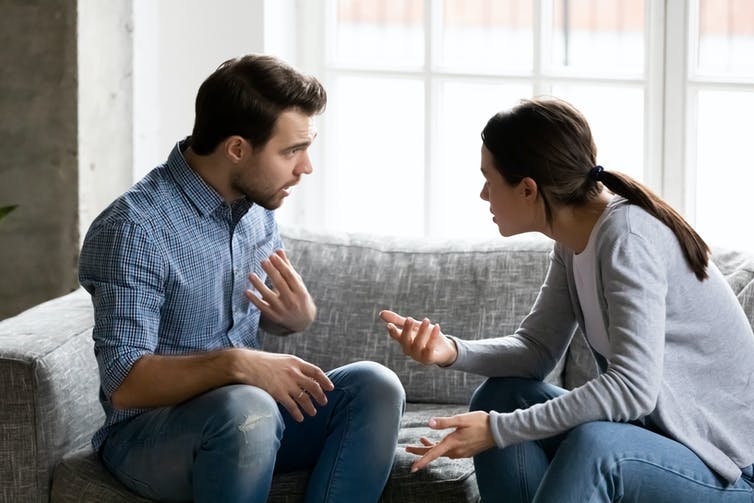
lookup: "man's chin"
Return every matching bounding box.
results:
[253,196,285,211]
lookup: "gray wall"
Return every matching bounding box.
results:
[0,1,134,319]
[0,0,80,319]
[0,0,278,320]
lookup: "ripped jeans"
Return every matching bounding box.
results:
[100,361,405,503]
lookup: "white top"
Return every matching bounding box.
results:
[572,207,610,359]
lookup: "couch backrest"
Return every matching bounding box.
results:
[265,229,754,404]
[713,246,754,325]
[263,228,559,405]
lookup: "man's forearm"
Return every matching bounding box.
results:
[110,349,241,410]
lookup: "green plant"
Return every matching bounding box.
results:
[0,205,17,221]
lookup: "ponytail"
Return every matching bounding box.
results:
[596,169,710,281]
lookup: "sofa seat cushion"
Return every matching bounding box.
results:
[51,404,477,502]
[51,448,151,503]
[382,403,479,503]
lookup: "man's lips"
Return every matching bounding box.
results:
[281,181,298,196]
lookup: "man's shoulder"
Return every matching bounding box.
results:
[88,165,180,235]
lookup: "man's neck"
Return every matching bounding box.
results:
[183,146,240,202]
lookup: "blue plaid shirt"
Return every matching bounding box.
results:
[79,139,282,451]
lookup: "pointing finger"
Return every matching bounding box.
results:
[379,310,406,327]
[411,438,452,472]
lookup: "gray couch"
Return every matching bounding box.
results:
[3,227,754,503]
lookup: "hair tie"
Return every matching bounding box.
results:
[589,165,604,182]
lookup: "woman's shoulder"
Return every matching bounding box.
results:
[598,196,676,246]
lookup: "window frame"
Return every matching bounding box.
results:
[286,0,752,243]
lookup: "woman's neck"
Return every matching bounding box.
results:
[545,192,612,254]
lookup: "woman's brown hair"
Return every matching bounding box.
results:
[481,97,710,280]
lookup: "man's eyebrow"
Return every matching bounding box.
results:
[283,140,312,152]
[283,132,318,152]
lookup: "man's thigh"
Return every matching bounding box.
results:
[101,384,283,501]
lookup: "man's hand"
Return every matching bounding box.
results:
[233,349,334,422]
[379,310,458,367]
[246,249,317,333]
[405,411,495,472]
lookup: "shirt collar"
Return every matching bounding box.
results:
[166,138,227,217]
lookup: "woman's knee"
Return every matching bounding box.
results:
[470,377,555,413]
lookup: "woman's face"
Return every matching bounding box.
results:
[479,144,535,237]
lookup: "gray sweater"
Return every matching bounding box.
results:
[450,197,754,483]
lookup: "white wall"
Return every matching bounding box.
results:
[133,0,267,179]
[78,0,135,241]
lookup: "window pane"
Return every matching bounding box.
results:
[550,0,645,76]
[330,76,424,236]
[550,85,644,181]
[695,90,754,250]
[433,81,532,238]
[333,0,424,68]
[696,0,754,78]
[438,0,533,73]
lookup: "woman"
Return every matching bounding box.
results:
[379,97,754,502]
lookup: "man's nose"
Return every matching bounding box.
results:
[296,151,313,175]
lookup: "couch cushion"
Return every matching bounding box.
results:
[382,404,479,503]
[51,404,477,503]
[265,228,560,405]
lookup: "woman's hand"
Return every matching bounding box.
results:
[379,310,458,366]
[406,411,495,472]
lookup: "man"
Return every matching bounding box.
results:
[79,54,405,503]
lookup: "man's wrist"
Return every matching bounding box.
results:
[214,348,249,383]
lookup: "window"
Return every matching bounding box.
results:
[686,0,754,250]
[278,0,754,250]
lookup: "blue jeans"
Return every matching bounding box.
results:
[100,361,405,503]
[470,377,754,503]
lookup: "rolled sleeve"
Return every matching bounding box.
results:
[80,220,165,399]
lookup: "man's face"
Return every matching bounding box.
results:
[232,109,317,210]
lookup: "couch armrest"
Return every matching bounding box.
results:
[0,288,102,503]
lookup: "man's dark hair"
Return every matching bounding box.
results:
[190,54,327,155]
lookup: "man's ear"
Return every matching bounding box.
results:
[223,136,247,164]
[520,177,539,202]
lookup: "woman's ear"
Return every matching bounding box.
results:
[520,177,539,202]
[223,136,247,164]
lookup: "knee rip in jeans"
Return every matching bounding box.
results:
[237,413,275,440]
